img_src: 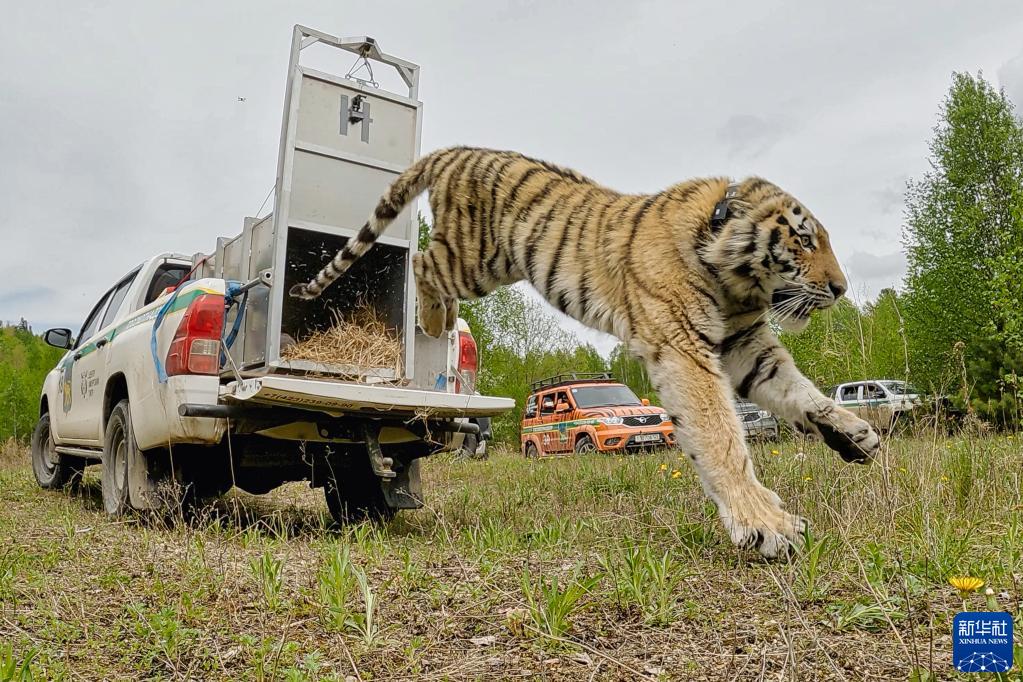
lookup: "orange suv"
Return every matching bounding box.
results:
[520,373,675,457]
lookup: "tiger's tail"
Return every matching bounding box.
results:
[288,149,445,300]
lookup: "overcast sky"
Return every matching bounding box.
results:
[3,1,1023,354]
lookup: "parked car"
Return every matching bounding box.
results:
[735,399,779,441]
[520,373,675,457]
[828,380,922,431]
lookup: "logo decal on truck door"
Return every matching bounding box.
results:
[60,359,74,413]
[79,369,99,399]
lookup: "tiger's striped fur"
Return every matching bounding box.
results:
[290,146,880,558]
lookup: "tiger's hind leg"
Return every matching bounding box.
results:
[645,345,806,559]
[412,252,447,338]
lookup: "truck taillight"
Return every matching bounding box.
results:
[455,330,477,393]
[165,293,224,376]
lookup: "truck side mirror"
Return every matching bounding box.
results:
[43,328,74,349]
[641,398,650,406]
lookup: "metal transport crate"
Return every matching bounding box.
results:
[194,26,423,381]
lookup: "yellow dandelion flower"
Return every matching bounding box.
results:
[671,470,682,479]
[659,463,668,471]
[803,475,812,481]
[949,576,984,593]
[940,476,949,482]
[771,449,780,456]
[898,467,907,473]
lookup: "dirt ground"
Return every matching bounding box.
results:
[1,434,1021,680]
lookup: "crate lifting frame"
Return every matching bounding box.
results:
[198,25,424,380]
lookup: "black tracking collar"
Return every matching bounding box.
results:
[710,183,741,229]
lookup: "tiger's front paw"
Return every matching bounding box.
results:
[719,485,807,560]
[808,407,879,464]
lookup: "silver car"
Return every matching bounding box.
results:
[735,399,779,440]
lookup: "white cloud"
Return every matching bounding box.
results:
[717,115,794,159]
[998,50,1023,112]
[842,251,907,302]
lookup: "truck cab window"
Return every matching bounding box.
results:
[553,391,570,411]
[540,394,556,415]
[145,263,192,306]
[77,291,113,347]
[100,270,140,330]
[864,383,885,400]
[525,395,538,419]
[840,385,859,402]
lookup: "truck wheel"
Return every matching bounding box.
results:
[322,455,396,525]
[102,400,135,516]
[460,433,488,460]
[574,434,597,454]
[31,413,83,490]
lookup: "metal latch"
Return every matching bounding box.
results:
[340,94,372,143]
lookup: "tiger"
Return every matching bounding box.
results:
[289,146,881,558]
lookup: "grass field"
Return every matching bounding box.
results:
[1,433,1022,681]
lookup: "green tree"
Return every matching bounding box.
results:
[902,72,1023,390]
[0,325,65,442]
[778,292,910,392]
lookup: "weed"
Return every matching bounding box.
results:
[130,604,198,670]
[524,517,574,551]
[0,642,36,682]
[797,531,836,600]
[397,546,432,595]
[520,567,600,641]
[347,522,386,564]
[600,543,684,625]
[464,516,517,557]
[344,564,380,646]
[0,548,20,602]
[281,652,324,682]
[317,544,357,630]
[249,549,284,612]
[827,598,904,632]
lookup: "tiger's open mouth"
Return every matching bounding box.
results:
[770,289,817,321]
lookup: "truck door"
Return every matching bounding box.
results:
[61,270,140,445]
[58,289,113,443]
[537,391,559,454]
[837,384,862,418]
[547,390,573,454]
[862,382,890,429]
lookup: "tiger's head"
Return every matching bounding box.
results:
[704,178,848,332]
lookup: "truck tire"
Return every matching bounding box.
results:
[102,400,135,516]
[459,433,488,460]
[31,413,83,490]
[574,434,597,454]
[322,453,396,525]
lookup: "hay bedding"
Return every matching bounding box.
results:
[280,305,403,379]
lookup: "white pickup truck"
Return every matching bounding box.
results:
[30,27,512,522]
[33,254,508,521]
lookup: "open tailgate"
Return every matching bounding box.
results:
[221,376,513,418]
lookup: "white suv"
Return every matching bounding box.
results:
[829,380,921,430]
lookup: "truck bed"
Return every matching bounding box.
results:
[220,375,513,418]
